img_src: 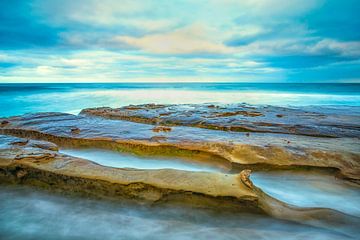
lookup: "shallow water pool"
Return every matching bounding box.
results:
[252,170,360,217]
[60,148,230,173]
[60,148,360,217]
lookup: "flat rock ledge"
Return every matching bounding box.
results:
[81,103,360,138]
[0,134,359,236]
[0,112,359,182]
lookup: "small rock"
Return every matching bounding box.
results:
[16,169,27,179]
[152,126,172,132]
[246,133,250,137]
[276,114,284,118]
[239,169,253,189]
[0,120,9,127]
[10,139,29,146]
[150,136,167,142]
[71,127,80,134]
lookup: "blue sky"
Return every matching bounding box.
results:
[0,0,359,83]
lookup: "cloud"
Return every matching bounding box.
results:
[230,37,360,60]
[114,24,231,54]
[32,0,183,34]
[0,49,283,82]
[0,0,359,82]
[309,39,360,57]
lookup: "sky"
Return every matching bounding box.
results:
[0,0,359,83]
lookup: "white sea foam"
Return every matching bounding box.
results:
[1,87,360,117]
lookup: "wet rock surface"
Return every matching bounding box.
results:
[0,104,359,237]
[0,134,359,237]
[0,111,359,181]
[0,135,258,209]
[81,103,360,138]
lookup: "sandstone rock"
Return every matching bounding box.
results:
[0,112,359,182]
[1,120,9,127]
[150,136,167,142]
[0,134,358,236]
[10,139,29,146]
[152,126,172,132]
[16,169,27,179]
[80,103,360,138]
[239,170,253,189]
[71,127,80,134]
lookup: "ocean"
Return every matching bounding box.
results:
[1,83,359,117]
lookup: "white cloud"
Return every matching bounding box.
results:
[3,0,358,83]
[114,24,231,54]
[309,39,360,57]
[1,49,282,83]
[35,66,57,75]
[230,25,268,38]
[229,37,360,58]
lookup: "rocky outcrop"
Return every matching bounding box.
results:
[0,135,257,207]
[0,112,359,182]
[0,103,359,237]
[0,134,359,237]
[239,169,253,189]
[152,126,172,132]
[80,104,360,138]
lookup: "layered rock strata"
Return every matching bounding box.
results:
[0,134,358,236]
[81,104,360,138]
[0,112,359,182]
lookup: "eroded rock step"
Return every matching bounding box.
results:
[1,112,359,181]
[81,103,360,138]
[1,134,359,237]
[60,147,360,217]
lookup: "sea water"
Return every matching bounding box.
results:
[0,185,351,240]
[1,83,359,117]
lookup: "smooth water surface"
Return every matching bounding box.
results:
[252,171,360,217]
[60,148,360,217]
[1,83,359,117]
[0,185,350,240]
[60,148,230,173]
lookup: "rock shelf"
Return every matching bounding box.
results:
[0,134,359,236]
[0,111,359,182]
[81,103,360,138]
[0,104,359,237]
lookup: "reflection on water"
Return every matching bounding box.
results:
[60,148,230,173]
[60,149,360,218]
[252,171,360,217]
[0,185,349,240]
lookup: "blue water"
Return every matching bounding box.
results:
[0,185,347,240]
[0,83,359,117]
